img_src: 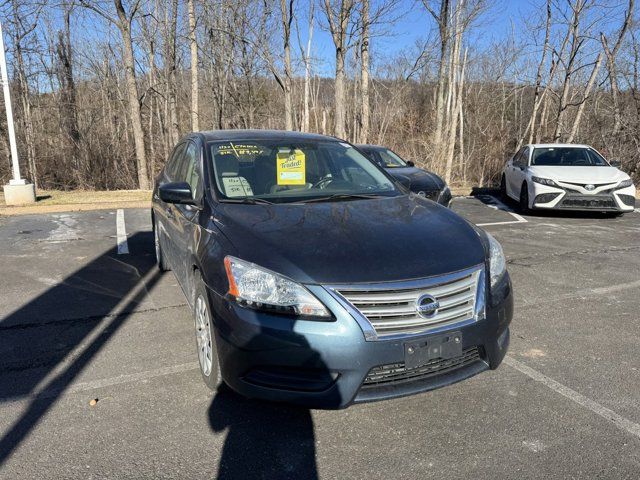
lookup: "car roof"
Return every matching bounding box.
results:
[193,129,340,143]
[526,143,591,149]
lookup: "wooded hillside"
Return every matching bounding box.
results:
[0,0,638,190]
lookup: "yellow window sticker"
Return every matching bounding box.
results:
[277,149,306,185]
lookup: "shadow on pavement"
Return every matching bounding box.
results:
[0,232,159,466]
[208,314,342,479]
[209,385,319,480]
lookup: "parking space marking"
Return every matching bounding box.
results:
[454,196,528,227]
[116,209,129,254]
[505,356,640,440]
[478,195,528,224]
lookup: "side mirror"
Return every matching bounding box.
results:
[609,159,621,168]
[406,160,415,167]
[159,181,196,205]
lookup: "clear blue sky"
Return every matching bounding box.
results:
[304,0,534,76]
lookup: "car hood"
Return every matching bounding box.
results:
[214,195,485,285]
[386,167,443,191]
[529,166,629,184]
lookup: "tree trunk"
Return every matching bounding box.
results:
[164,0,180,144]
[188,0,200,131]
[567,52,604,143]
[359,0,370,143]
[55,1,81,186]
[553,0,583,142]
[302,1,314,133]
[428,0,451,164]
[115,0,149,190]
[523,0,551,147]
[334,47,346,138]
[280,0,294,130]
[323,0,353,139]
[599,0,634,137]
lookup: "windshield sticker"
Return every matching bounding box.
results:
[216,144,264,157]
[277,149,306,185]
[222,177,254,197]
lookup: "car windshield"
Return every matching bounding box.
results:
[376,148,407,167]
[531,147,609,167]
[209,140,398,203]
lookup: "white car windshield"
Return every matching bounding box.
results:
[531,147,609,167]
[209,140,398,203]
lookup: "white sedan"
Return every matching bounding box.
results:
[500,144,636,215]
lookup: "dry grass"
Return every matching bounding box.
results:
[0,189,152,216]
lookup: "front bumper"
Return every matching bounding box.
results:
[530,183,636,211]
[209,271,513,409]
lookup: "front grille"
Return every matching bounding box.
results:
[560,195,616,209]
[363,346,482,386]
[336,267,481,338]
[561,182,616,192]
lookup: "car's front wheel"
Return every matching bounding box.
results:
[193,271,221,390]
[153,217,170,272]
[519,183,530,213]
[500,175,508,200]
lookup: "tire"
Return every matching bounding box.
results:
[153,217,170,272]
[500,175,508,201]
[519,183,530,214]
[193,270,222,391]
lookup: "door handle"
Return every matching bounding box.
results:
[166,207,174,219]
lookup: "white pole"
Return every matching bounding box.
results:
[0,20,23,185]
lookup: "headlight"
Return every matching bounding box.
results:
[617,179,633,189]
[224,256,330,318]
[486,233,506,288]
[531,176,558,187]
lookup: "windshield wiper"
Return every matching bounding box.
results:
[221,197,274,205]
[302,193,386,203]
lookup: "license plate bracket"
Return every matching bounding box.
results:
[404,332,462,370]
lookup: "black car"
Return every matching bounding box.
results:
[356,144,452,206]
[152,130,512,409]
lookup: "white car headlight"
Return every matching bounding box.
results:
[224,256,330,317]
[531,176,558,187]
[617,179,633,189]
[486,233,506,288]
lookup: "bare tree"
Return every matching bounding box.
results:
[599,0,635,136]
[322,0,356,138]
[188,0,200,131]
[359,0,370,143]
[422,0,450,162]
[280,0,294,130]
[80,0,150,189]
[299,0,315,132]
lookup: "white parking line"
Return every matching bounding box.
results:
[116,209,129,254]
[505,356,640,440]
[460,195,528,227]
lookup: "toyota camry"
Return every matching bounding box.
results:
[500,143,636,214]
[152,130,512,408]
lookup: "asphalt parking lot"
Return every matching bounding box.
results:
[1,198,640,479]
